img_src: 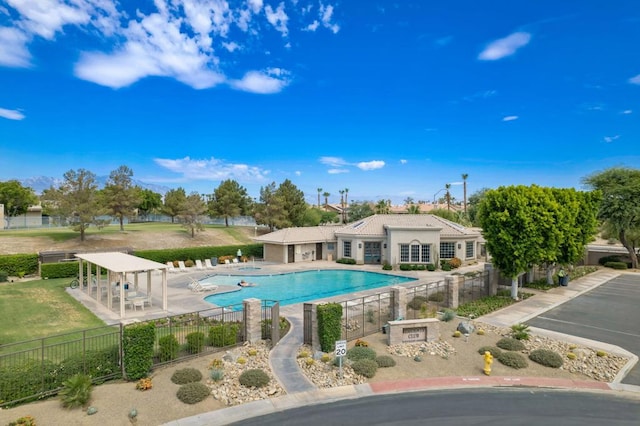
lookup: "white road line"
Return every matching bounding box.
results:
[535,316,640,338]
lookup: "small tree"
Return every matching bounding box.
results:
[162,188,187,223]
[0,180,38,228]
[102,165,140,231]
[179,192,207,238]
[208,179,252,227]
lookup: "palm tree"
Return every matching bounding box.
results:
[462,173,469,215]
[323,192,330,207]
[375,199,390,214]
[339,189,345,223]
[445,183,452,211]
[344,188,349,222]
[317,188,323,208]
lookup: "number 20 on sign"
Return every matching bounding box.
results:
[335,340,347,357]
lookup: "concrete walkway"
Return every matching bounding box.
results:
[164,268,640,425]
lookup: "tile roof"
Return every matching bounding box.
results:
[254,214,479,245]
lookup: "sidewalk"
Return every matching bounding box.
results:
[164,268,640,426]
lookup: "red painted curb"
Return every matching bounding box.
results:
[369,377,611,393]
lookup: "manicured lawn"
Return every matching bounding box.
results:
[0,278,106,347]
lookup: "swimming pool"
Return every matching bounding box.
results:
[201,269,416,307]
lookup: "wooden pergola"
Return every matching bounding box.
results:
[75,252,168,318]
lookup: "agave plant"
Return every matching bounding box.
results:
[510,323,531,340]
[59,373,92,408]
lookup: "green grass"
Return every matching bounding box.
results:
[0,278,106,349]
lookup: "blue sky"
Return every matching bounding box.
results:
[1,1,639,206]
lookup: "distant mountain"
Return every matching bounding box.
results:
[18,176,171,195]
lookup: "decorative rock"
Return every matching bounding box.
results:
[457,321,475,335]
[86,406,98,415]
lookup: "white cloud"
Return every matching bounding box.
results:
[154,156,269,181]
[265,2,289,36]
[304,20,320,32]
[0,26,31,67]
[222,41,240,52]
[478,32,531,61]
[502,115,519,122]
[229,69,290,94]
[621,110,633,114]
[7,0,93,39]
[319,3,340,33]
[247,0,263,14]
[0,107,25,120]
[400,159,407,164]
[328,168,348,174]
[629,74,640,85]
[603,135,620,143]
[357,160,385,171]
[320,156,348,167]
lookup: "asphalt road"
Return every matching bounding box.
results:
[528,273,640,385]
[230,388,640,425]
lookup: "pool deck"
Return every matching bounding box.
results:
[67,260,483,325]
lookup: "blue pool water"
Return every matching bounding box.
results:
[202,269,416,307]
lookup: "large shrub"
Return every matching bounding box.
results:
[497,352,528,369]
[186,332,205,354]
[351,359,378,378]
[136,245,263,264]
[407,296,427,310]
[0,254,39,277]
[477,346,502,358]
[347,346,377,362]
[123,323,156,380]
[0,360,59,404]
[238,369,270,388]
[496,337,526,351]
[208,323,239,347]
[158,335,180,362]
[317,303,343,353]
[176,382,211,404]
[529,349,563,368]
[375,355,396,368]
[171,368,203,385]
[58,346,121,382]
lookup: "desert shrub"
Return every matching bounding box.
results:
[176,382,211,404]
[426,263,436,271]
[247,348,258,356]
[529,349,563,368]
[336,258,356,265]
[305,358,315,366]
[477,346,502,358]
[352,359,378,378]
[440,309,456,322]
[184,259,194,267]
[510,323,531,340]
[428,292,445,302]
[186,331,205,354]
[347,346,377,361]
[171,368,203,385]
[297,350,310,358]
[477,329,485,335]
[407,296,427,310]
[382,262,392,271]
[6,415,36,425]
[375,355,396,368]
[604,261,627,270]
[598,255,621,265]
[210,369,224,382]
[566,352,577,360]
[158,335,180,362]
[208,358,224,369]
[59,373,92,408]
[135,377,153,391]
[496,337,525,351]
[237,357,247,365]
[452,330,461,338]
[497,352,528,369]
[208,323,240,347]
[597,350,607,357]
[449,257,462,269]
[354,339,369,347]
[239,369,270,388]
[321,354,332,363]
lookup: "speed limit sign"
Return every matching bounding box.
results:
[335,340,347,357]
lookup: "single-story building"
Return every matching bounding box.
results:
[254,214,484,266]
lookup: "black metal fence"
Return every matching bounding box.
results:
[405,279,450,320]
[340,292,393,341]
[458,271,489,305]
[0,302,280,407]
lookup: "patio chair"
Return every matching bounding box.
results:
[195,259,204,270]
[178,261,188,272]
[224,259,231,268]
[191,281,218,293]
[166,262,178,273]
[232,258,240,267]
[204,259,215,269]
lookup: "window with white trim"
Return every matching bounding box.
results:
[440,242,455,259]
[410,244,420,262]
[400,244,410,262]
[343,241,352,258]
[465,241,474,259]
[421,244,431,262]
[400,244,431,263]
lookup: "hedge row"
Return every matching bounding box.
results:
[0,254,39,277]
[135,244,263,264]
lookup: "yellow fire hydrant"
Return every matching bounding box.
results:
[483,351,493,376]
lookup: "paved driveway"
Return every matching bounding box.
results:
[528,273,640,386]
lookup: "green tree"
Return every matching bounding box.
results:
[137,188,163,220]
[41,169,102,241]
[0,180,38,228]
[162,188,187,223]
[406,203,421,214]
[583,167,640,268]
[254,182,284,231]
[275,179,307,228]
[209,179,252,227]
[375,199,390,214]
[467,187,489,226]
[180,192,207,237]
[478,185,557,299]
[348,201,375,222]
[102,165,140,231]
[322,191,330,207]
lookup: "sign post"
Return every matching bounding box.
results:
[335,340,347,378]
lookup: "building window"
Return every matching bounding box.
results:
[440,242,455,259]
[400,244,410,262]
[465,241,474,259]
[327,243,335,251]
[410,244,420,262]
[421,244,431,263]
[343,241,352,258]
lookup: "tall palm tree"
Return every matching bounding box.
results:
[462,173,469,215]
[344,188,349,222]
[339,189,345,222]
[317,187,323,208]
[323,191,330,207]
[445,183,452,211]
